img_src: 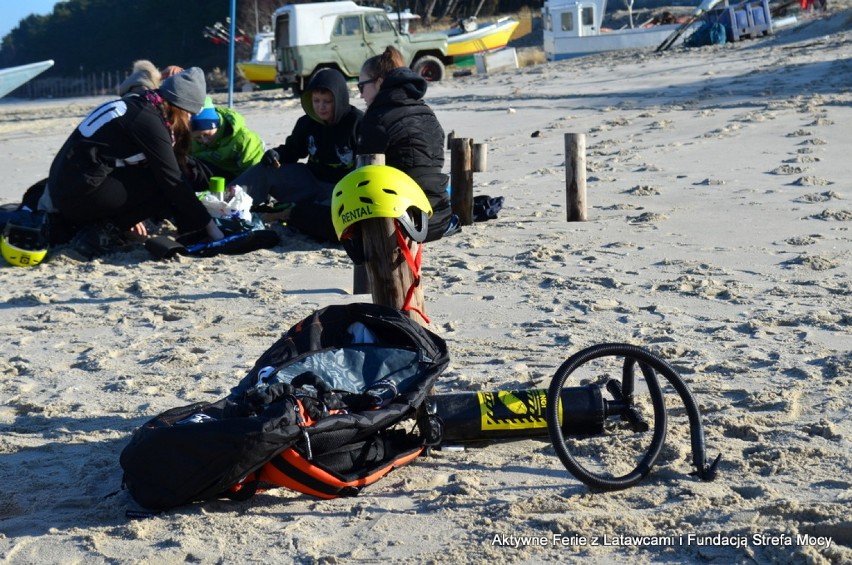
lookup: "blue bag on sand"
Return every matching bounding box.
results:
[0,205,42,232]
[685,22,727,47]
[473,195,504,222]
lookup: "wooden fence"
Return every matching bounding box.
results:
[12,71,127,99]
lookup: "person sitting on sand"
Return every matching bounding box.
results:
[118,63,183,96]
[40,67,224,259]
[115,60,211,194]
[230,68,362,241]
[190,97,264,182]
[357,46,457,241]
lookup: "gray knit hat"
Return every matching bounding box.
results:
[159,67,207,113]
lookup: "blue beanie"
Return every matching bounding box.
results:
[191,97,220,131]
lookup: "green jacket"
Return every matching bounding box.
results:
[191,107,264,176]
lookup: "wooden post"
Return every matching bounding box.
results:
[352,154,385,295]
[446,130,455,150]
[450,137,474,225]
[564,133,588,221]
[352,256,371,296]
[349,154,428,326]
[472,143,488,172]
[360,219,427,326]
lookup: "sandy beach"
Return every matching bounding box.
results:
[1,7,850,564]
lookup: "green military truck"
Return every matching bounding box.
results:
[273,1,451,94]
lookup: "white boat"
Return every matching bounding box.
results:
[237,32,278,89]
[0,60,54,98]
[543,0,695,60]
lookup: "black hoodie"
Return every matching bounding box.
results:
[274,68,363,184]
[357,66,451,242]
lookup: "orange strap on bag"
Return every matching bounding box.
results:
[255,445,424,499]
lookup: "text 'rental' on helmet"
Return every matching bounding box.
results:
[331,165,432,242]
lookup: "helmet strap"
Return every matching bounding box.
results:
[340,226,365,264]
[394,220,429,324]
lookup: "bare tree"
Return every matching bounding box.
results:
[423,0,439,25]
[439,0,460,20]
[473,0,488,18]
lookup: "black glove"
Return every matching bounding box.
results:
[261,148,280,168]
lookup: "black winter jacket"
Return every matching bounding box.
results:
[357,67,451,241]
[47,94,211,233]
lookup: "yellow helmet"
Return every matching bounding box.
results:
[2,219,49,267]
[331,165,432,242]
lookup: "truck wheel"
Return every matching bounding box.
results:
[412,56,445,82]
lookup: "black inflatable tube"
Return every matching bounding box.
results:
[546,343,720,491]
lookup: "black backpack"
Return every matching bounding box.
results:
[119,303,449,512]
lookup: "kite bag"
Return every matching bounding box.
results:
[119,303,449,512]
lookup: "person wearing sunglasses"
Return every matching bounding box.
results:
[356,46,457,242]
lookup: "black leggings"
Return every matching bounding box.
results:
[53,168,205,233]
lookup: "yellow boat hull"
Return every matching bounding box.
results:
[447,19,520,57]
[237,61,279,88]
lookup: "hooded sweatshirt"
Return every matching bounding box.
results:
[357,67,451,242]
[273,68,363,184]
[191,106,265,176]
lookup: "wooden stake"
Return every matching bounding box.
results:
[450,137,474,225]
[360,219,427,326]
[352,255,371,295]
[349,153,427,326]
[473,143,488,172]
[352,154,385,295]
[564,133,588,222]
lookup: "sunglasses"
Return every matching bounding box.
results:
[357,78,376,94]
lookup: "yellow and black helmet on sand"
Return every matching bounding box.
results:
[2,219,49,267]
[331,165,432,242]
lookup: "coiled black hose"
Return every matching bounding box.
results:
[546,343,720,490]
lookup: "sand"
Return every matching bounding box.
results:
[1,7,850,564]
